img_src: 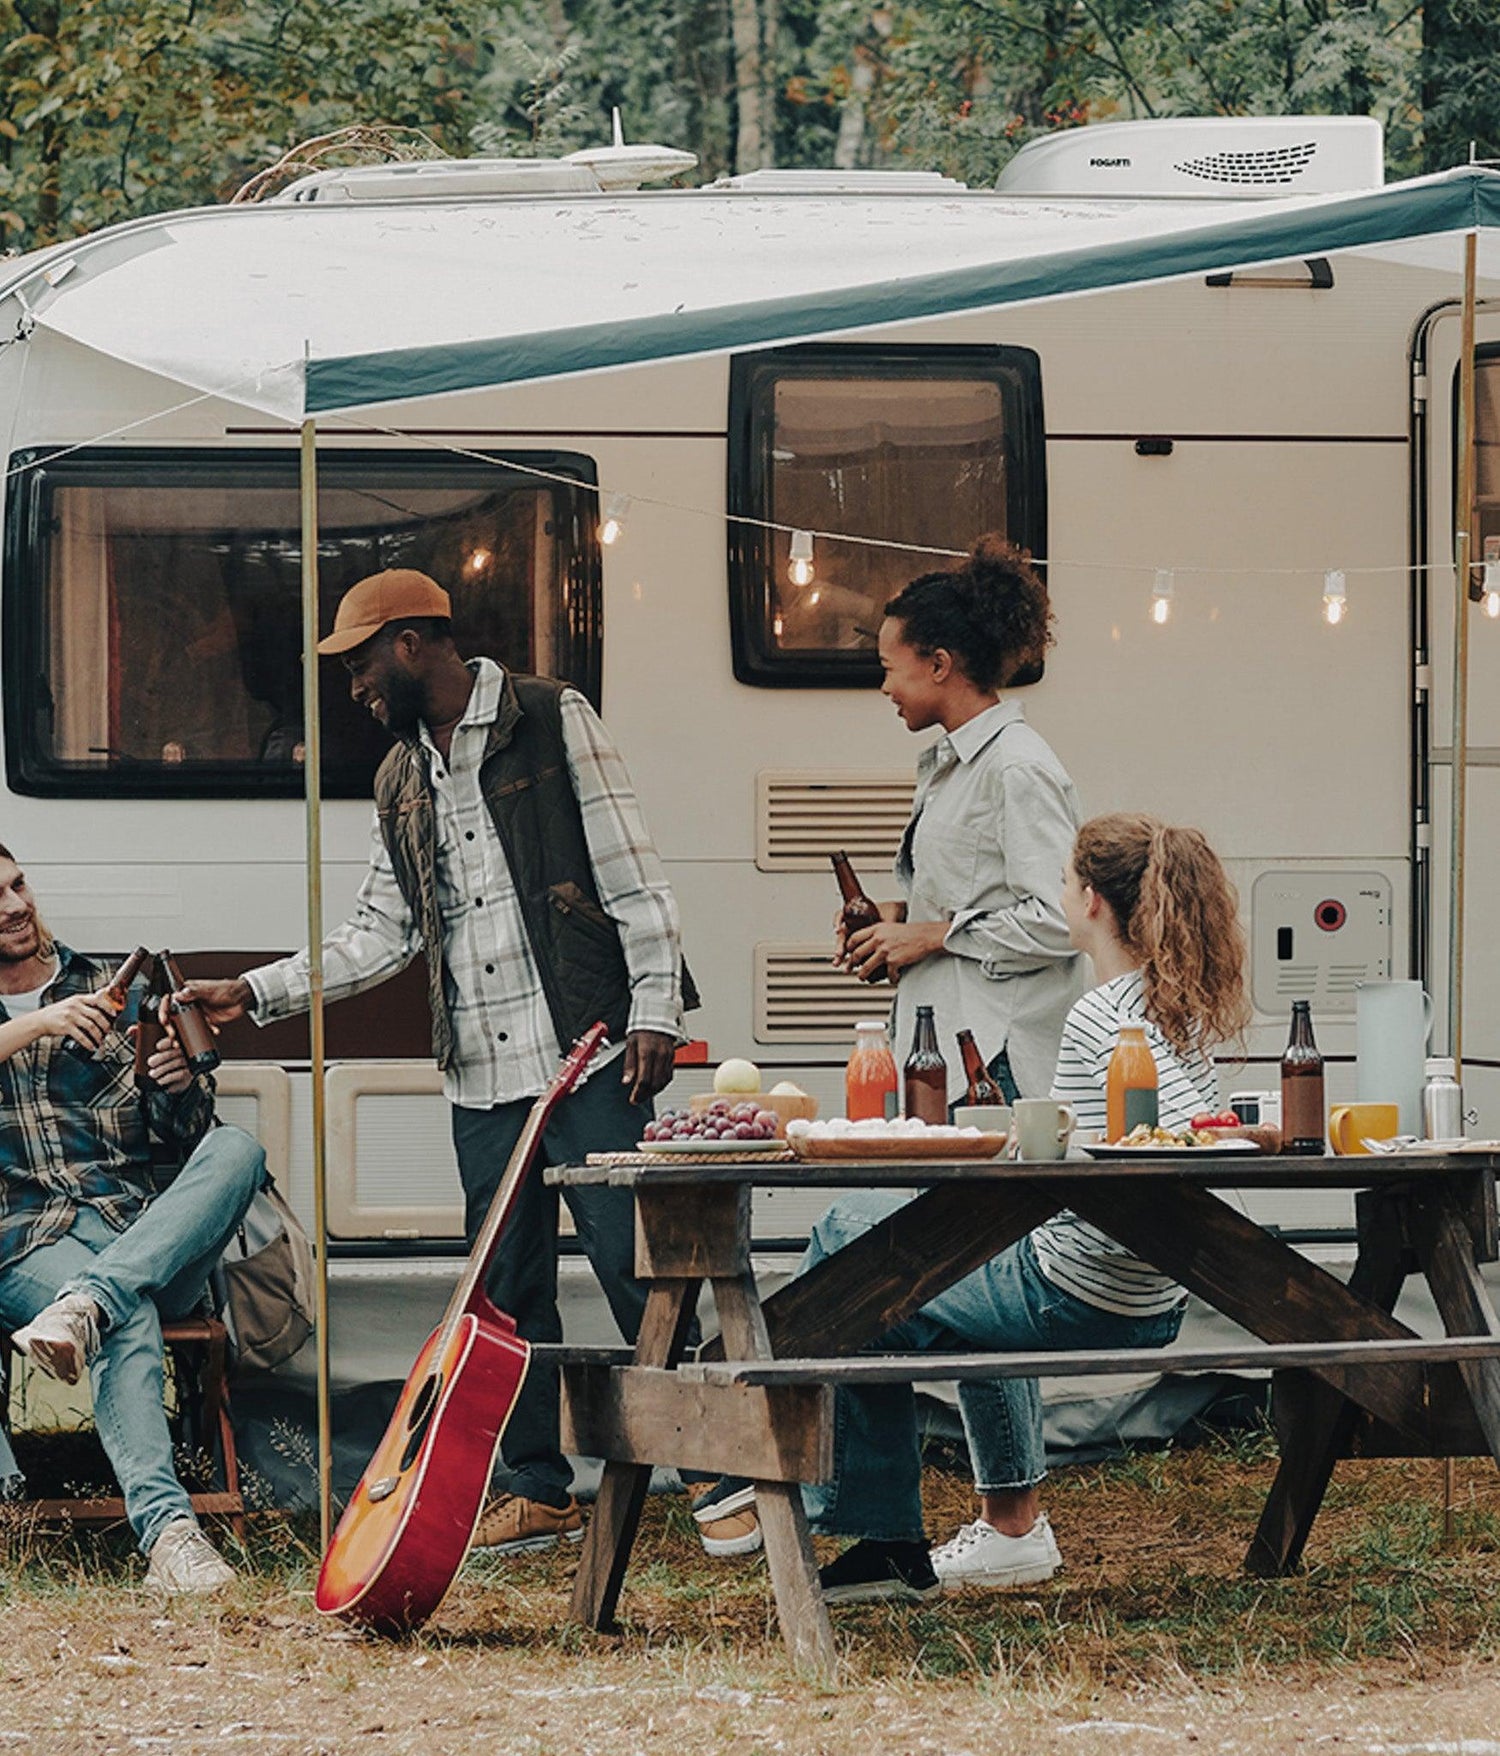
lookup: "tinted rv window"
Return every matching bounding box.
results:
[728,345,1046,686]
[3,448,601,798]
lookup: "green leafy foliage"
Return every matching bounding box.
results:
[0,0,1482,252]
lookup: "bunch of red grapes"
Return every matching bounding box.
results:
[643,1099,781,1142]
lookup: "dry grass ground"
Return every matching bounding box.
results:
[5,1428,1500,1753]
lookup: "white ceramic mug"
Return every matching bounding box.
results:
[953,1103,1012,1137]
[1014,1098,1076,1161]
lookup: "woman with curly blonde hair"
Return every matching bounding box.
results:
[802,813,1249,1606]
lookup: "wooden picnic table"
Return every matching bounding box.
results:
[544,1147,1500,1679]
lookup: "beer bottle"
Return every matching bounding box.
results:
[903,1004,948,1124]
[831,851,881,940]
[133,955,166,1092]
[1106,1025,1159,1142]
[160,950,222,1075]
[1280,999,1325,1154]
[956,1029,1005,1105]
[62,945,151,1060]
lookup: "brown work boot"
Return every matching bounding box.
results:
[471,1492,583,1555]
[688,1481,762,1557]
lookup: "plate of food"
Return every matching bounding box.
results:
[785,1118,1008,1161]
[1081,1122,1265,1157]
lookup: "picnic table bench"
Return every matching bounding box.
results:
[545,1147,1500,1680]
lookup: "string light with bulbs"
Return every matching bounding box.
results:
[1323,569,1348,626]
[1150,569,1174,626]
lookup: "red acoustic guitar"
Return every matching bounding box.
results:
[315,1022,610,1633]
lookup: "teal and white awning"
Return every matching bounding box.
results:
[8,165,1500,422]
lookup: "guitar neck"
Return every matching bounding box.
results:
[440,1024,611,1330]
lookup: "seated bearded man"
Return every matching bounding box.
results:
[0,846,264,1592]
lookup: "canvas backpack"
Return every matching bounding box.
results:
[213,1174,317,1373]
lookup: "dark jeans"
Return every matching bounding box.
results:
[451,1066,702,1507]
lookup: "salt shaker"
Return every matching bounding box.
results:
[1421,1056,1464,1141]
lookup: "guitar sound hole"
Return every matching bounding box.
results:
[407,1373,440,1432]
[400,1374,442,1473]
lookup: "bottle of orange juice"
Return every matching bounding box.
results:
[1106,1025,1159,1141]
[846,1021,898,1121]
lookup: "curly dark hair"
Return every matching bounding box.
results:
[882,534,1053,692]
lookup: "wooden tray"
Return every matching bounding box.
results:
[788,1133,1008,1162]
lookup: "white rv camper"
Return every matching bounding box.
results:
[2,114,1499,1402]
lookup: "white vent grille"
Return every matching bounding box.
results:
[757,770,915,873]
[755,943,886,1043]
[1174,142,1316,186]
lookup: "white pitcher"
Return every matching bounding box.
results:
[1355,980,1433,1137]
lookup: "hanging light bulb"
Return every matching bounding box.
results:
[1150,569,1173,626]
[1323,569,1347,626]
[1485,542,1500,619]
[788,529,816,588]
[599,492,630,547]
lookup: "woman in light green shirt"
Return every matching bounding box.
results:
[839,535,1084,1101]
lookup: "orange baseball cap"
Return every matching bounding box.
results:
[316,569,453,656]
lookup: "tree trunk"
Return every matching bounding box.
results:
[834,43,876,171]
[675,0,733,180]
[730,0,764,172]
[33,0,62,244]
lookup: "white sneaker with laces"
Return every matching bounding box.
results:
[145,1517,237,1595]
[930,1513,1062,1590]
[12,1292,101,1386]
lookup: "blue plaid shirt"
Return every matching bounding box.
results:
[0,945,216,1269]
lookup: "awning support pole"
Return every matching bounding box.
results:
[1448,230,1479,1075]
[299,412,333,1547]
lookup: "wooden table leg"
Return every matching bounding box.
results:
[712,1271,838,1683]
[1247,1189,1410,1576]
[1408,1177,1500,1466]
[569,1278,700,1633]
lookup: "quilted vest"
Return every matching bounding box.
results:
[373,672,634,1070]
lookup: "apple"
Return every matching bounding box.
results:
[713,1057,762,1095]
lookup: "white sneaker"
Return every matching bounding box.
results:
[145,1517,237,1595]
[930,1514,1062,1591]
[12,1292,101,1386]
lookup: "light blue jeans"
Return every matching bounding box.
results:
[802,1191,1184,1542]
[0,1124,265,1553]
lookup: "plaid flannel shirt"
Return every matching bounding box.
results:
[247,659,683,1107]
[0,946,217,1270]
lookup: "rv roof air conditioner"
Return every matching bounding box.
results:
[995,116,1384,200]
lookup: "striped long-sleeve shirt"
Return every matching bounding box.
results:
[1031,969,1216,1317]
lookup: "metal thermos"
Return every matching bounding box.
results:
[1421,1056,1464,1141]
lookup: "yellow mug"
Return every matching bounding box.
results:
[1328,1102,1400,1156]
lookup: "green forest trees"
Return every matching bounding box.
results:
[0,0,1495,251]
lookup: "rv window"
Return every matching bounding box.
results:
[3,448,601,798]
[728,345,1046,687]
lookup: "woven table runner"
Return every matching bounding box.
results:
[584,1148,797,1167]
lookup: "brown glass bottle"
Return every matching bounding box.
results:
[1280,999,1326,1154]
[955,1029,1005,1105]
[160,950,222,1075]
[133,956,166,1091]
[903,1004,948,1124]
[63,945,151,1060]
[831,850,886,982]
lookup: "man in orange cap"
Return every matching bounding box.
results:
[180,568,705,1556]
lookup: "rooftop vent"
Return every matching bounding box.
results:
[277,114,698,203]
[995,116,1384,200]
[278,158,603,202]
[708,169,968,195]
